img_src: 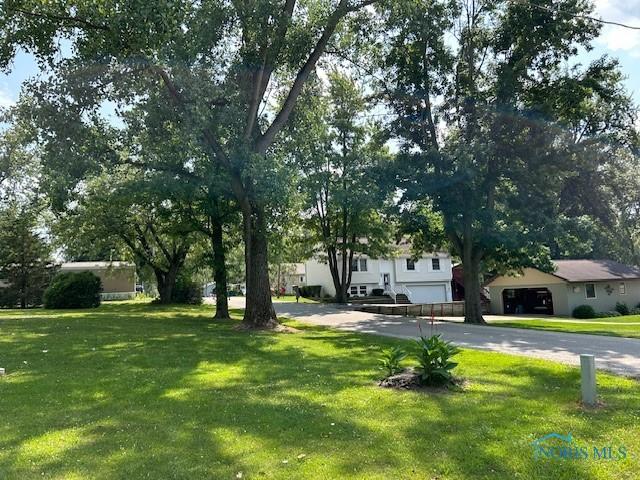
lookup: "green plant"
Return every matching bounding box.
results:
[379,346,407,378]
[172,276,203,305]
[414,335,460,386]
[596,310,621,318]
[43,272,102,309]
[615,302,629,316]
[299,285,322,298]
[572,305,596,319]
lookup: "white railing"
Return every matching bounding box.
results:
[399,284,412,301]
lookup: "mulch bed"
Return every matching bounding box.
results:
[378,368,467,394]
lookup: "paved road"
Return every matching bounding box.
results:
[228,298,640,377]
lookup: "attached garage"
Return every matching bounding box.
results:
[405,284,447,304]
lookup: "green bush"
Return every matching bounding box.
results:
[414,334,460,386]
[172,276,203,305]
[572,305,596,319]
[43,272,102,309]
[299,285,321,298]
[371,288,384,296]
[630,307,640,315]
[595,310,621,318]
[379,346,407,378]
[0,288,19,308]
[615,302,629,316]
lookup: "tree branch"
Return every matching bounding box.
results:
[7,7,110,31]
[255,0,360,153]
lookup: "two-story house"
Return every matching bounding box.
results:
[303,247,453,303]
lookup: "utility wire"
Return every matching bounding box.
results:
[521,1,640,31]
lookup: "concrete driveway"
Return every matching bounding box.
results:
[228,297,640,377]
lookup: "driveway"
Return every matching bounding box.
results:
[228,298,640,377]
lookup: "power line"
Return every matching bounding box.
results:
[522,1,640,31]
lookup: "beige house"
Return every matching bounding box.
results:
[487,260,640,317]
[60,262,136,300]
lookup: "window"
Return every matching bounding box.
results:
[300,276,304,283]
[350,286,358,295]
[359,285,367,295]
[406,259,416,271]
[431,258,441,271]
[619,282,626,295]
[351,258,367,272]
[585,283,596,299]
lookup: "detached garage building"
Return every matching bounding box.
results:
[487,260,640,316]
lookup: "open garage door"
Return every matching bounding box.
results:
[502,288,554,315]
[406,284,447,304]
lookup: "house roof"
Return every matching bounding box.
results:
[60,261,135,270]
[552,259,640,282]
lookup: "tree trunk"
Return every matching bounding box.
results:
[462,239,485,324]
[242,205,277,328]
[211,218,229,320]
[155,266,178,304]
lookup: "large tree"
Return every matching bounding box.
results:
[0,201,54,308]
[289,72,394,302]
[377,0,618,323]
[1,0,379,328]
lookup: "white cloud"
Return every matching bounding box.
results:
[593,0,640,56]
[0,87,15,110]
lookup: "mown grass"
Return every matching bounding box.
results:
[271,295,318,304]
[490,315,640,339]
[0,302,638,479]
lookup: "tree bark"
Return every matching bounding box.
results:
[154,263,179,304]
[242,204,277,328]
[211,217,230,320]
[462,235,485,324]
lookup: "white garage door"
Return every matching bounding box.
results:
[406,285,447,304]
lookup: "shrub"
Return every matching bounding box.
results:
[595,310,621,318]
[379,346,407,378]
[572,305,596,319]
[172,276,203,305]
[371,288,384,296]
[630,307,640,315]
[299,285,321,298]
[414,334,460,386]
[43,272,102,309]
[615,302,629,316]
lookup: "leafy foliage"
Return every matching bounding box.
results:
[414,335,460,386]
[0,202,55,308]
[288,73,395,302]
[379,346,407,378]
[572,305,596,319]
[43,272,102,309]
[171,275,203,305]
[615,302,630,316]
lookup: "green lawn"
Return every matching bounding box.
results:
[271,295,318,304]
[489,316,640,339]
[1,303,639,479]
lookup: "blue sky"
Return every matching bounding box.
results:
[1,1,639,110]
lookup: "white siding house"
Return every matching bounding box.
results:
[304,251,453,303]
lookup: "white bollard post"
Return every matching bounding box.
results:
[580,354,597,405]
[0,368,5,376]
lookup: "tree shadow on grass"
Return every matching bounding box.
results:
[0,305,638,479]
